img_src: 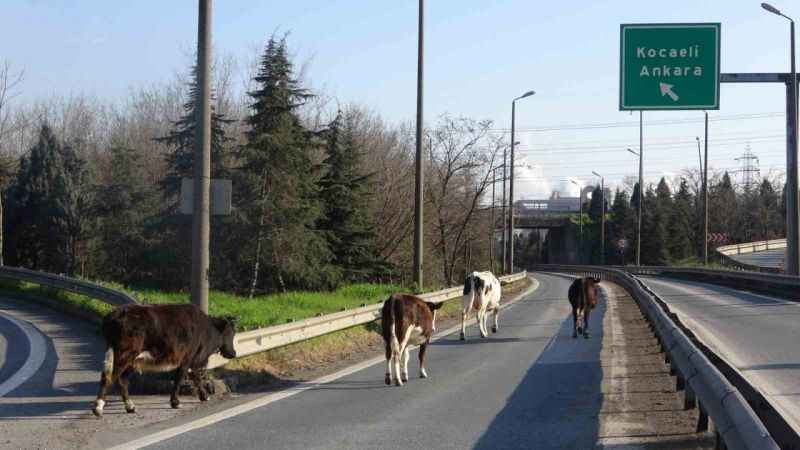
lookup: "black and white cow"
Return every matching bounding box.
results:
[461,271,502,340]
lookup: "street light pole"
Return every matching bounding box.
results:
[191,0,212,313]
[763,2,799,275]
[413,0,425,291]
[627,147,641,266]
[593,171,605,265]
[501,147,507,273]
[507,90,535,274]
[491,167,498,273]
[571,180,583,263]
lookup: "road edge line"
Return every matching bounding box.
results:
[0,311,48,397]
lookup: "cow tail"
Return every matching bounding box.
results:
[103,347,114,376]
[389,295,400,354]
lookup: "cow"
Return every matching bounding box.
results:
[460,271,502,340]
[568,277,601,339]
[381,293,443,387]
[91,304,237,417]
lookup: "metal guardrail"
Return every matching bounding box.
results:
[207,271,527,369]
[714,239,786,273]
[530,264,779,450]
[0,266,138,306]
[623,265,800,298]
[716,239,786,256]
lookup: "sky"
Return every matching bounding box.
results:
[1,0,797,199]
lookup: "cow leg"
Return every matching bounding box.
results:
[583,308,591,339]
[118,366,137,413]
[393,349,403,386]
[492,307,499,334]
[478,309,487,338]
[460,309,468,340]
[401,347,410,383]
[572,308,578,338]
[418,343,428,378]
[384,344,392,385]
[190,367,209,402]
[170,366,188,409]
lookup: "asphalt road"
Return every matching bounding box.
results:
[143,273,603,450]
[639,276,800,435]
[727,248,783,269]
[0,312,28,390]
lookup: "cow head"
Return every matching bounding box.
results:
[425,301,444,332]
[212,316,237,359]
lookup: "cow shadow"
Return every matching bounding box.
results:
[433,336,551,346]
[472,293,607,449]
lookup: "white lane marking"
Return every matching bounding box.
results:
[0,311,48,397]
[109,277,541,450]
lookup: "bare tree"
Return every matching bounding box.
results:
[0,61,24,265]
[427,115,504,285]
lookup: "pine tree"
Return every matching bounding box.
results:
[641,185,669,265]
[157,65,232,200]
[610,188,632,264]
[710,172,737,244]
[239,35,333,294]
[6,124,87,274]
[756,179,781,240]
[91,146,158,283]
[318,110,387,283]
[668,179,693,261]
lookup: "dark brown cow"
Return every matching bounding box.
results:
[568,277,600,339]
[381,294,443,386]
[92,304,236,417]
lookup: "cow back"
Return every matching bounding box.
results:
[382,294,436,343]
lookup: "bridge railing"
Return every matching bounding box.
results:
[208,271,528,368]
[530,264,779,450]
[714,239,786,273]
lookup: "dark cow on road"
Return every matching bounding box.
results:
[568,277,601,339]
[92,304,236,417]
[381,294,443,386]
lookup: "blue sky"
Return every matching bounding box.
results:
[2,0,797,198]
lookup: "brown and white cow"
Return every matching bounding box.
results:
[568,277,600,339]
[92,304,236,417]
[381,294,443,386]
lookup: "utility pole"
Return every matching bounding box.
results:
[413,0,424,291]
[593,171,605,265]
[191,0,212,313]
[490,167,498,273]
[704,111,709,266]
[762,2,799,275]
[501,147,507,273]
[571,180,583,263]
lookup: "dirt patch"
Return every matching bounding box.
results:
[213,278,532,393]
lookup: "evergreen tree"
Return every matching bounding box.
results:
[157,65,233,200]
[588,185,604,221]
[641,186,669,265]
[610,188,632,264]
[668,179,693,261]
[318,110,387,282]
[710,172,737,244]
[756,179,781,240]
[6,124,87,274]
[91,146,158,283]
[239,35,333,294]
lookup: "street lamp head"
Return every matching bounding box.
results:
[696,136,700,142]
[592,171,602,178]
[627,148,639,156]
[761,2,782,15]
[522,90,536,98]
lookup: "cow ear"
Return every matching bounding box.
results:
[426,301,444,311]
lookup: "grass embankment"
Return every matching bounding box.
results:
[0,278,402,331]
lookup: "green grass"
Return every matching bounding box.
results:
[6,278,403,332]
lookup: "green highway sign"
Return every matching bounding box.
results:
[620,23,720,110]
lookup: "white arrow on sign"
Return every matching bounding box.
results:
[659,82,679,102]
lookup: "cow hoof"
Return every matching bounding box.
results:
[92,407,103,418]
[401,374,409,383]
[124,400,136,413]
[492,326,498,334]
[394,380,403,387]
[92,400,105,418]
[584,332,590,339]
[420,370,428,379]
[170,400,181,409]
[199,392,209,402]
[384,374,392,385]
[459,332,465,341]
